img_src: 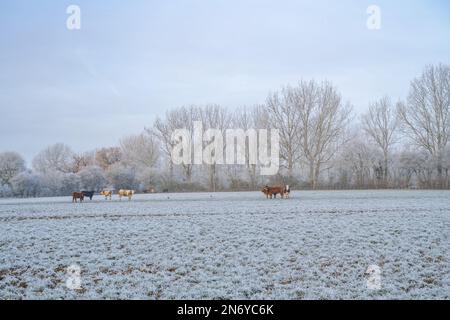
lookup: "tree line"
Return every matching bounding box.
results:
[0,63,449,197]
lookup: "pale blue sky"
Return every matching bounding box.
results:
[0,0,449,163]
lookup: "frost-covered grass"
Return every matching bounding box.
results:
[0,190,449,299]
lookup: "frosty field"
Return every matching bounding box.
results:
[0,190,449,299]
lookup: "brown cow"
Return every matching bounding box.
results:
[262,185,291,199]
[72,192,84,203]
[261,185,284,199]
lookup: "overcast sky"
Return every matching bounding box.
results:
[0,0,449,164]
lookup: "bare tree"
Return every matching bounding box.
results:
[337,128,388,189]
[77,166,107,191]
[265,87,301,177]
[10,171,43,198]
[361,96,398,187]
[107,164,137,191]
[152,116,175,181]
[397,63,450,187]
[71,151,95,173]
[251,105,271,186]
[175,106,200,183]
[294,80,352,189]
[199,104,231,191]
[152,106,199,184]
[95,147,122,170]
[228,106,263,189]
[32,143,75,174]
[0,152,26,185]
[120,132,159,168]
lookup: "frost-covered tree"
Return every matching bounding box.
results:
[0,151,26,185]
[153,116,176,181]
[294,80,352,189]
[265,87,302,177]
[59,173,80,195]
[338,134,380,188]
[362,96,398,187]
[32,143,75,174]
[77,166,107,191]
[153,105,200,184]
[136,167,159,192]
[10,171,43,197]
[120,133,159,169]
[443,146,450,186]
[0,184,13,198]
[72,151,95,173]
[95,147,122,170]
[398,63,450,187]
[107,164,137,190]
[397,149,435,188]
[199,105,231,192]
[39,170,65,196]
[230,106,267,189]
[33,171,81,196]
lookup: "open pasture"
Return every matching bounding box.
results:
[0,190,449,299]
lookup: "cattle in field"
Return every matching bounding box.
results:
[72,192,84,202]
[100,190,113,200]
[262,185,291,199]
[81,191,95,200]
[118,189,135,200]
[261,185,283,199]
[283,185,291,198]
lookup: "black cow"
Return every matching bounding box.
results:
[81,191,95,200]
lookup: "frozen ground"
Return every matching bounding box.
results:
[0,190,449,299]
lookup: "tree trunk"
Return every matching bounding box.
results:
[287,153,293,178]
[437,161,443,189]
[169,160,174,186]
[184,165,192,184]
[209,165,216,192]
[314,162,321,189]
[383,151,389,188]
[309,161,315,189]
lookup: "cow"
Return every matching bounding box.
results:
[118,189,135,200]
[283,185,291,198]
[261,185,284,199]
[81,191,95,200]
[100,190,113,200]
[72,192,84,203]
[262,185,291,199]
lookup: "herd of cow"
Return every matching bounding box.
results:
[261,185,291,199]
[71,185,291,202]
[72,189,134,202]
